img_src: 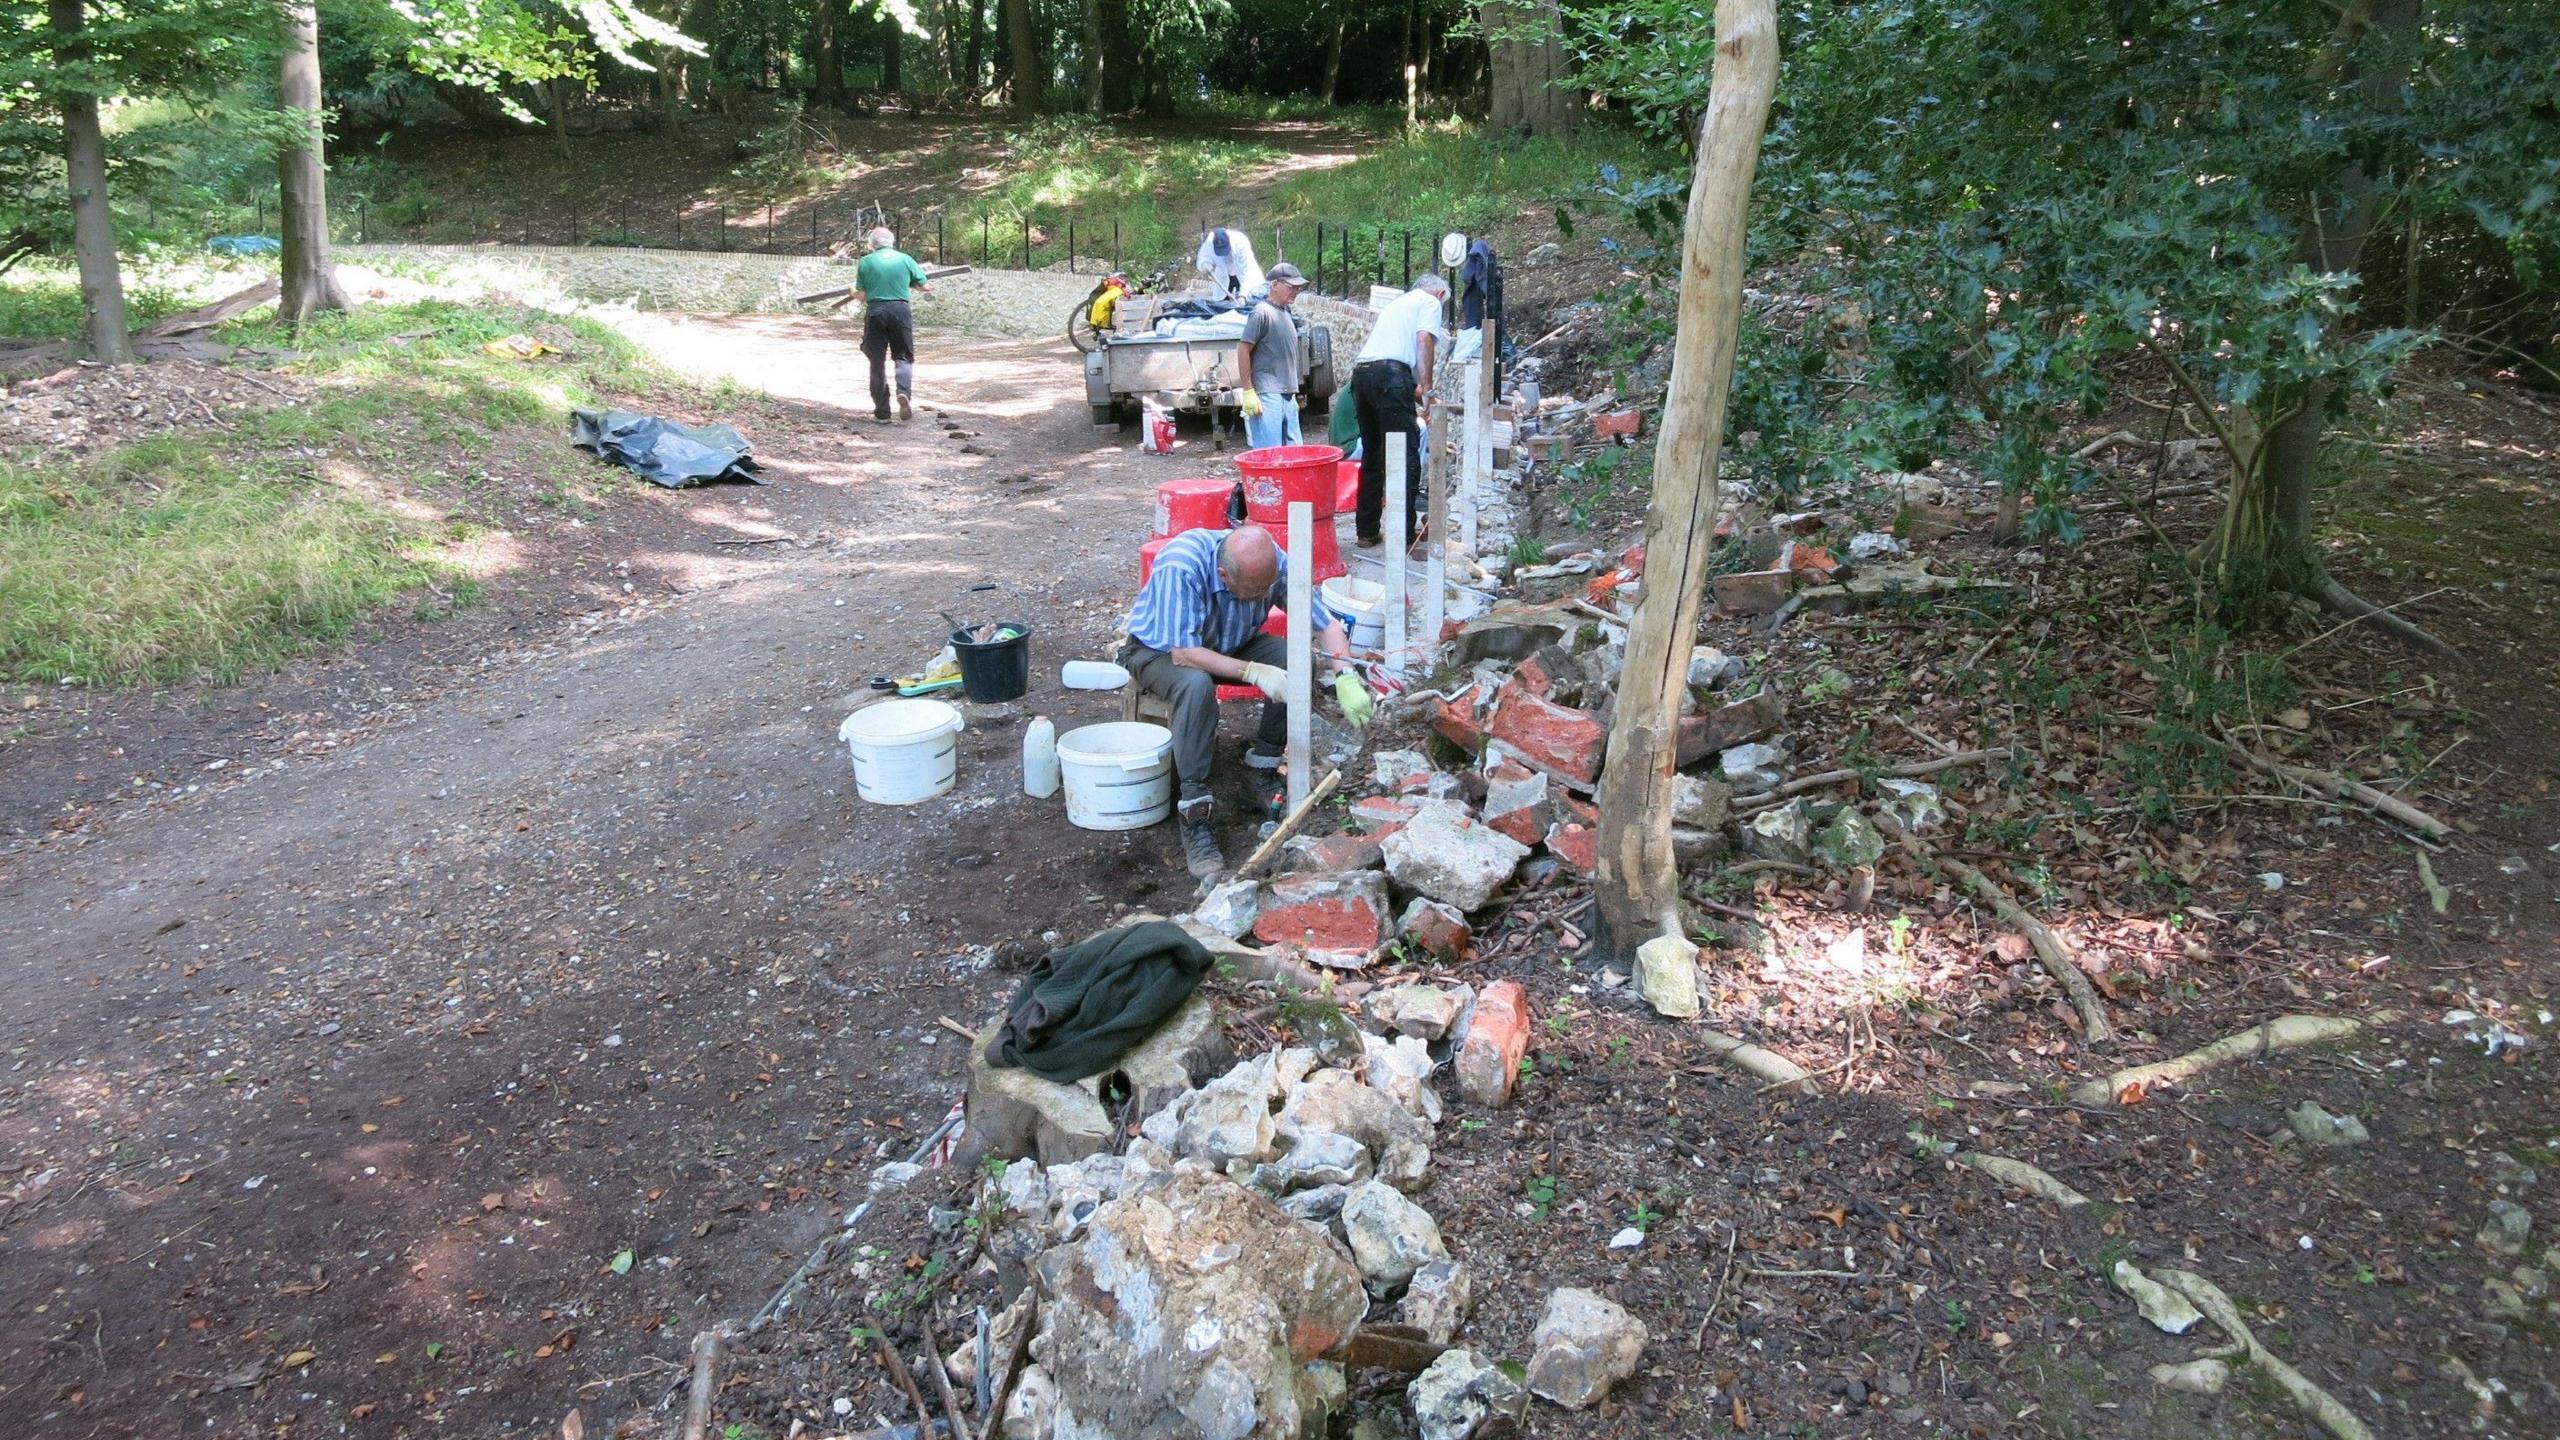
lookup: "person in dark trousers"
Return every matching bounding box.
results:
[1117,525,1362,879]
[1349,272,1448,549]
[836,226,932,421]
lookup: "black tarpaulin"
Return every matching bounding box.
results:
[570,408,767,487]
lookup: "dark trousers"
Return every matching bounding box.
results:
[1352,359,1423,543]
[860,300,915,417]
[1120,634,1289,805]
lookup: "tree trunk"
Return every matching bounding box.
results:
[1319,13,1346,102]
[1004,0,1039,115]
[277,0,352,330]
[967,0,988,94]
[1592,0,1779,960]
[881,8,903,93]
[51,0,133,363]
[1484,0,1578,135]
[1079,0,1103,110]
[812,0,843,108]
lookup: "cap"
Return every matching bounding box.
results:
[1266,262,1308,286]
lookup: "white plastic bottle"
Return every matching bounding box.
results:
[1022,716,1060,799]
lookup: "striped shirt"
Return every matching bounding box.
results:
[1125,528,1337,653]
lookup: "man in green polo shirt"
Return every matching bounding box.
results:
[836,227,933,421]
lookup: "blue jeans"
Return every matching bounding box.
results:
[1243,393,1302,449]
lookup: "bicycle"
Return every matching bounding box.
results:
[1066,265,1172,353]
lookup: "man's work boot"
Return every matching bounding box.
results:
[897,392,914,422]
[1178,795,1223,880]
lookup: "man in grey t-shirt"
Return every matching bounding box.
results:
[1235,262,1307,449]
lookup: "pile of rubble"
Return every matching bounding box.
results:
[957,983,1649,1440]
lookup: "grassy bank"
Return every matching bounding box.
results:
[2,289,666,686]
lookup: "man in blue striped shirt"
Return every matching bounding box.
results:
[1120,525,1353,878]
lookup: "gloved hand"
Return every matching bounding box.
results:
[1240,661,1289,702]
[1238,390,1264,419]
[1334,670,1376,728]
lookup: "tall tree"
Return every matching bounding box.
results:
[46,0,131,362]
[1485,0,1575,134]
[812,0,846,107]
[1002,0,1037,114]
[1594,0,1778,956]
[275,0,350,329]
[879,4,903,91]
[1318,11,1346,102]
[1079,0,1104,109]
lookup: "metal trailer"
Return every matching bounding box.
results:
[1082,316,1335,428]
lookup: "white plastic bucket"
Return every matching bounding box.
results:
[1321,575,1387,651]
[1055,721,1175,831]
[837,699,965,805]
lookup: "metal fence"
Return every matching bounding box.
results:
[195,191,1475,303]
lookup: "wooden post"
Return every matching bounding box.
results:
[1458,359,1487,557]
[1383,438,1409,676]
[1286,501,1315,809]
[1466,317,1498,554]
[1592,0,1780,961]
[1422,403,1449,665]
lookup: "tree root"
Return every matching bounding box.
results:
[2152,1269,2376,1440]
[2307,572,2461,662]
[2069,1014,2364,1106]
[1881,818,2115,1043]
[1733,748,2010,815]
[1697,1028,1812,1094]
[2216,731,2450,842]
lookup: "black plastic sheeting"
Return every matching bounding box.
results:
[570,408,767,487]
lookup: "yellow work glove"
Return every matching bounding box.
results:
[1238,390,1264,419]
[1240,661,1289,702]
[1334,670,1376,728]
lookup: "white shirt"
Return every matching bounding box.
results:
[1194,228,1264,295]
[1356,286,1449,368]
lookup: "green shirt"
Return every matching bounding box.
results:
[855,248,930,302]
[1329,385,1361,446]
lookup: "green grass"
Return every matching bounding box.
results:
[1264,120,1673,234]
[0,259,236,341]
[2,297,667,686]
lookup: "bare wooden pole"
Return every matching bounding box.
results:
[1383,438,1410,676]
[1286,500,1315,809]
[1422,405,1449,661]
[1466,318,1497,554]
[1592,0,1780,960]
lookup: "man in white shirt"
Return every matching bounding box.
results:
[1349,272,1448,548]
[1195,226,1265,300]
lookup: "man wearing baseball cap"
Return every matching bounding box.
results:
[1234,262,1310,449]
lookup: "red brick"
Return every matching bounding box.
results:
[1782,540,1839,581]
[1486,678,1606,786]
[1255,871,1391,958]
[1592,408,1643,440]
[1711,568,1795,616]
[1457,981,1530,1108]
[1399,899,1472,963]
[1557,794,1601,827]
[1486,808,1543,848]
[1348,796,1422,840]
[1545,821,1598,875]
[1618,543,1647,576]
[1286,833,1385,872]
[1430,683,1487,754]
[1674,690,1785,766]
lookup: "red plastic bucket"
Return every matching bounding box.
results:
[1236,444,1346,518]
[1335,460,1361,517]
[1153,477,1232,539]
[1138,534,1170,584]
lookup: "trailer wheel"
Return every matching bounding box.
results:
[1304,326,1336,409]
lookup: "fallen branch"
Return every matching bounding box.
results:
[1881,817,2115,1043]
[2215,733,2449,842]
[2069,1015,2364,1106]
[138,279,279,338]
[1228,767,1342,883]
[1959,1152,2094,1209]
[679,1326,729,1440]
[919,1314,977,1440]
[986,1293,1038,1436]
[1694,1028,1812,1094]
[2152,1269,2376,1440]
[1734,748,2009,813]
[868,1324,936,1431]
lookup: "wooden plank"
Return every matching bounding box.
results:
[1383,439,1409,677]
[1286,501,1315,810]
[1422,404,1448,667]
[1466,318,1498,555]
[792,265,973,306]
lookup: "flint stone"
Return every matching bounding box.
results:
[1192,879,1262,939]
[1719,741,1787,795]
[2481,1200,2534,1256]
[1877,777,1945,832]
[1524,1287,1648,1409]
[1280,1070,1432,1191]
[1671,825,1729,869]
[1280,1183,1353,1228]
[1676,690,1785,766]
[1362,1030,1443,1124]
[1140,1049,1281,1168]
[1813,808,1887,870]
[1005,1363,1061,1440]
[1687,645,1745,690]
[1370,983,1462,1041]
[1743,799,1814,864]
[1032,1168,1369,1440]
[2285,1100,2370,1149]
[1848,530,1908,560]
[1343,1180,1447,1296]
[1253,1131,1372,1194]
[1514,559,1598,603]
[1635,934,1701,1019]
[1673,775,1732,830]
[1409,1349,1525,1440]
[1399,1258,1473,1345]
[1383,804,1531,912]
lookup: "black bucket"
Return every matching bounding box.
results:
[950,621,1032,703]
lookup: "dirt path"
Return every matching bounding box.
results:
[0,317,1203,1438]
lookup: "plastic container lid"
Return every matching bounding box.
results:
[1320,576,1386,612]
[1061,660,1131,690]
[837,698,965,748]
